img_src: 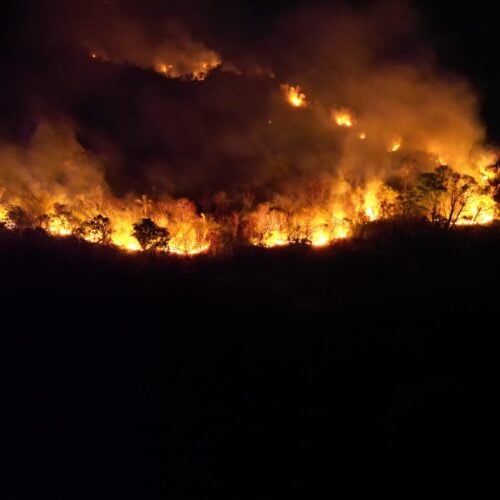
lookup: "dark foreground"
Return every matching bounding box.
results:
[1,223,497,497]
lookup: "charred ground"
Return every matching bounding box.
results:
[1,223,497,497]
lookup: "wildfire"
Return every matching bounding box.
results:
[333,109,355,128]
[1,166,497,255]
[0,82,498,257]
[282,84,307,108]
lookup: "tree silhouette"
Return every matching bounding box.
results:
[6,206,33,229]
[132,218,170,252]
[414,167,448,224]
[78,215,112,244]
[49,203,79,234]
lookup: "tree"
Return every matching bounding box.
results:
[442,171,476,228]
[135,194,153,218]
[47,203,79,234]
[78,215,112,244]
[414,167,448,224]
[132,218,170,252]
[412,166,479,228]
[6,205,33,230]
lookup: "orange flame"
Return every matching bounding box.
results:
[333,109,355,127]
[282,84,307,108]
[388,136,402,152]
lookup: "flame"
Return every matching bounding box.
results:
[363,183,382,221]
[0,204,7,223]
[154,57,220,81]
[388,136,402,152]
[155,62,174,75]
[333,109,355,127]
[310,228,330,247]
[192,59,220,81]
[333,225,350,239]
[282,84,307,108]
[455,191,496,226]
[47,218,72,236]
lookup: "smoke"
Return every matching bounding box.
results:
[0,0,495,204]
[0,120,108,216]
[261,0,489,186]
[84,18,221,80]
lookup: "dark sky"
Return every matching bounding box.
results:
[1,0,499,198]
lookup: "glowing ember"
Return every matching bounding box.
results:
[358,132,367,140]
[333,109,354,127]
[282,84,307,108]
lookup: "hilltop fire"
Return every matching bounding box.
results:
[1,2,499,257]
[0,119,497,256]
[0,74,499,256]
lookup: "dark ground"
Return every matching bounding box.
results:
[1,222,497,498]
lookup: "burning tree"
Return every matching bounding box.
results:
[78,215,113,244]
[44,204,80,236]
[6,206,34,230]
[411,166,480,228]
[132,218,170,252]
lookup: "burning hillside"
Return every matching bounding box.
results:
[0,1,498,255]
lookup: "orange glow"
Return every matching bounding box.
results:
[358,131,367,140]
[281,84,307,108]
